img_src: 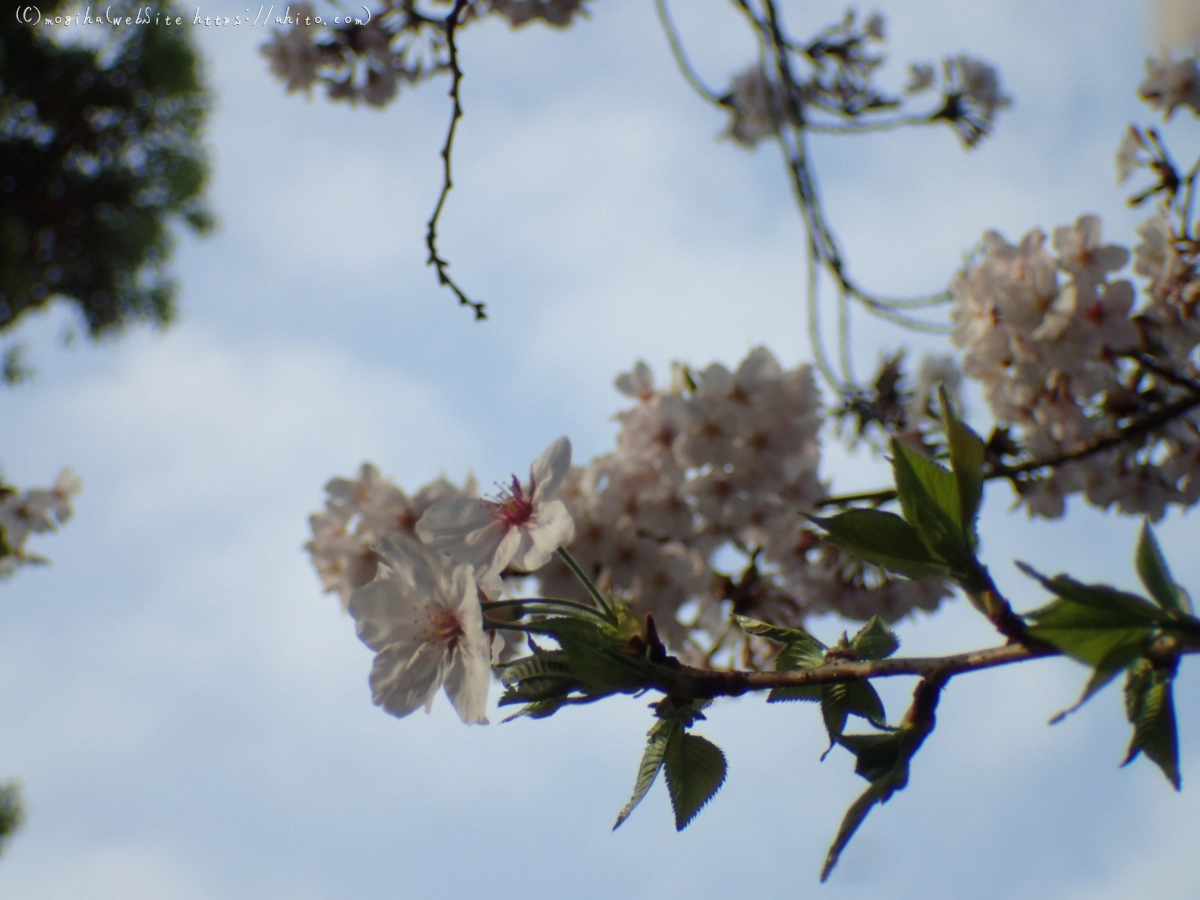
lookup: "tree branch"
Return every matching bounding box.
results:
[816,385,1200,509]
[664,641,1052,700]
[425,0,487,321]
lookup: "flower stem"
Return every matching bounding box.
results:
[555,547,616,618]
[482,619,560,636]
[481,597,609,622]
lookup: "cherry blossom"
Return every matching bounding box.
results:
[348,535,491,725]
[0,469,82,573]
[1138,54,1200,118]
[307,465,476,608]
[416,437,575,586]
[723,68,799,148]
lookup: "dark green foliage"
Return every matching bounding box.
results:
[940,386,985,551]
[1135,521,1192,615]
[755,617,897,744]
[890,439,976,575]
[821,726,925,882]
[811,398,988,591]
[850,616,900,661]
[663,730,726,831]
[1,2,211,338]
[810,508,949,579]
[613,700,726,832]
[1122,659,1180,790]
[1020,539,1199,788]
[613,719,673,830]
[0,781,22,857]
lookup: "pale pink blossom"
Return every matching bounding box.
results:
[349,535,491,724]
[417,437,575,583]
[1139,55,1200,118]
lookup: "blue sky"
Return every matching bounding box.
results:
[2,1,1199,897]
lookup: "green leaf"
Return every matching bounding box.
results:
[1026,600,1154,669]
[890,440,975,572]
[822,680,888,738]
[1135,521,1192,615]
[663,731,728,831]
[843,680,888,730]
[1122,660,1181,790]
[1018,562,1166,624]
[851,617,900,661]
[501,697,569,721]
[775,638,826,670]
[497,651,579,704]
[838,730,908,782]
[768,635,826,703]
[821,730,914,882]
[810,510,949,580]
[768,683,825,703]
[1048,636,1152,724]
[733,615,825,649]
[820,776,899,883]
[613,719,675,830]
[545,617,650,692]
[499,649,571,683]
[939,386,986,550]
[822,683,851,738]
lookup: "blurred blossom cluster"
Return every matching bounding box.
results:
[938,51,1200,522]
[951,211,1200,520]
[0,470,81,576]
[306,462,477,607]
[1138,54,1200,119]
[720,8,1009,150]
[536,349,950,664]
[259,0,590,107]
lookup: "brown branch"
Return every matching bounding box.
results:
[1126,352,1200,393]
[658,641,1053,700]
[425,0,487,321]
[990,388,1200,478]
[816,386,1200,509]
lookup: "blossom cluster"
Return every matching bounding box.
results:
[309,349,952,672]
[260,0,590,107]
[310,439,576,723]
[306,462,477,608]
[0,469,82,576]
[532,350,949,661]
[722,21,1010,150]
[951,213,1200,519]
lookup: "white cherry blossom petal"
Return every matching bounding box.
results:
[416,437,576,581]
[348,535,490,725]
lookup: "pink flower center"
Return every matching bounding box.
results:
[426,607,464,648]
[483,475,535,527]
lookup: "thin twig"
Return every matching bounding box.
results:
[989,388,1200,479]
[655,0,725,105]
[1181,152,1200,241]
[1127,352,1200,393]
[816,385,1200,508]
[425,0,487,321]
[803,115,937,135]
